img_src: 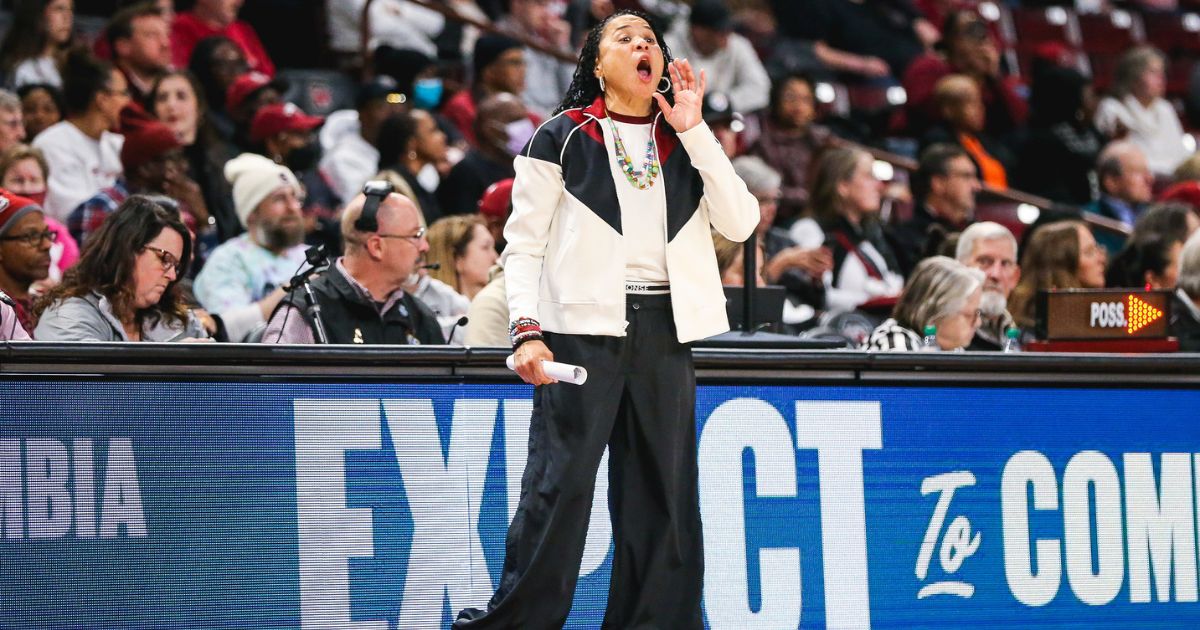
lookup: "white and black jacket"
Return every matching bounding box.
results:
[863,318,922,352]
[502,96,759,343]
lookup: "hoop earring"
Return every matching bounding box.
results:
[598,76,606,92]
[657,75,672,94]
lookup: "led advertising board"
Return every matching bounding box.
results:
[1,381,1198,628]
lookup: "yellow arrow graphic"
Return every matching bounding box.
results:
[1126,294,1163,334]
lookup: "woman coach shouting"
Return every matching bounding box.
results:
[455,10,758,629]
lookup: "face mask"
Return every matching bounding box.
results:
[504,118,536,157]
[285,141,321,173]
[412,78,444,110]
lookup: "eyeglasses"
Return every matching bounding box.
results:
[376,226,427,244]
[142,245,182,275]
[0,229,56,246]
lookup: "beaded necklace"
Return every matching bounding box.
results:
[606,116,660,190]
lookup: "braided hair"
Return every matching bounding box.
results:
[555,10,675,115]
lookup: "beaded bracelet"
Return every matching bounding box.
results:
[509,317,544,349]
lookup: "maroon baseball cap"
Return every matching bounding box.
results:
[0,189,43,236]
[1160,181,1200,211]
[478,178,514,218]
[120,121,183,172]
[250,102,325,143]
[226,71,288,111]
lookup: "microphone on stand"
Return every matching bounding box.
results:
[448,315,469,344]
[277,245,331,344]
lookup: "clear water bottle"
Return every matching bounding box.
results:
[1002,327,1022,353]
[921,325,939,351]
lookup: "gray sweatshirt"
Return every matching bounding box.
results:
[34,292,209,342]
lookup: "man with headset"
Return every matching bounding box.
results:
[263,181,444,345]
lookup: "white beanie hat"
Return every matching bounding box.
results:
[224,153,302,228]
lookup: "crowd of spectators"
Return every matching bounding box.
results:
[0,0,1199,353]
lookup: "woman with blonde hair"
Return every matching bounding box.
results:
[864,255,984,351]
[404,213,497,343]
[1008,220,1107,329]
[425,213,497,300]
[810,145,904,312]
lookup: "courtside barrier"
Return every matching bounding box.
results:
[1,344,1198,628]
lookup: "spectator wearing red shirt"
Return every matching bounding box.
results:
[94,0,175,61]
[442,34,540,146]
[901,10,1027,141]
[171,0,275,77]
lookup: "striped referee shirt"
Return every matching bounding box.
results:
[863,318,923,352]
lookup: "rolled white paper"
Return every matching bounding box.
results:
[505,355,588,385]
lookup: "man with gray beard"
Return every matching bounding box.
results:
[194,153,308,341]
[957,221,1021,350]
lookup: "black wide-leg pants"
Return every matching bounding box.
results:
[454,294,704,629]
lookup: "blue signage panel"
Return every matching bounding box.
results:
[1,381,1198,628]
